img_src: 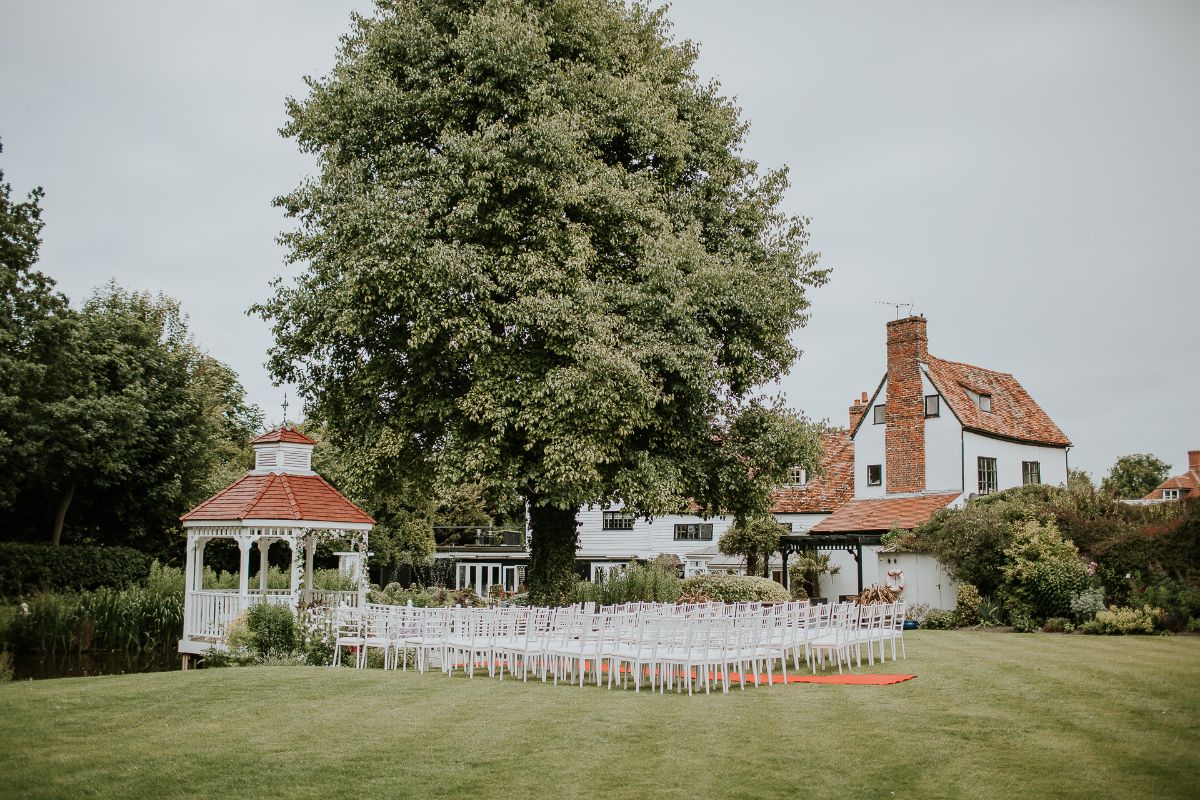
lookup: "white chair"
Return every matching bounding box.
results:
[331,606,363,668]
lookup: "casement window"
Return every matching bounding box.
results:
[978,394,993,413]
[786,466,808,486]
[602,511,635,530]
[873,404,886,424]
[978,457,998,495]
[1022,461,1041,485]
[1163,488,1181,500]
[924,395,940,418]
[867,464,883,486]
[674,523,714,541]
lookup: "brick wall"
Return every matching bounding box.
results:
[849,391,869,430]
[1190,450,1200,473]
[885,316,927,493]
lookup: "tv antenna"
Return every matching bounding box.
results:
[876,300,914,319]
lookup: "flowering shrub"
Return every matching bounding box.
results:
[1081,605,1163,635]
[999,520,1090,621]
[1069,588,1106,624]
[955,584,982,625]
[680,574,788,603]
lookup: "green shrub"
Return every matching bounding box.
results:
[4,582,183,654]
[1041,617,1074,633]
[0,543,150,599]
[1069,587,1106,623]
[679,574,788,603]
[920,609,959,630]
[1130,577,1200,632]
[1009,609,1039,633]
[1186,617,1200,633]
[245,603,296,658]
[312,569,358,591]
[999,520,1090,621]
[147,561,185,594]
[570,563,683,606]
[977,595,1003,625]
[955,584,983,625]
[1082,605,1162,635]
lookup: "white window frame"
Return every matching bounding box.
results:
[602,510,635,530]
[786,466,807,487]
[1163,488,1181,500]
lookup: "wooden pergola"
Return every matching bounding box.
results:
[777,533,883,596]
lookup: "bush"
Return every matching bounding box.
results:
[1069,587,1106,624]
[1130,577,1200,632]
[977,595,1003,625]
[570,563,683,606]
[905,603,932,624]
[1082,605,1162,635]
[679,574,788,603]
[0,543,150,598]
[1041,617,1074,633]
[920,609,959,630]
[1009,609,1039,633]
[910,499,1025,595]
[245,603,296,658]
[999,520,1090,621]
[955,584,983,625]
[1187,617,1200,633]
[312,569,358,591]
[4,583,183,654]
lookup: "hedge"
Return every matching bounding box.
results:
[0,543,150,598]
[681,574,789,603]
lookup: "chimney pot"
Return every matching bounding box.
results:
[1189,450,1200,472]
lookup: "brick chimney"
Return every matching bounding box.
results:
[885,316,928,494]
[849,391,869,430]
[1189,450,1200,473]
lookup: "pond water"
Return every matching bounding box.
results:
[11,649,181,681]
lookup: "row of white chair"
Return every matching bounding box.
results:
[330,601,907,694]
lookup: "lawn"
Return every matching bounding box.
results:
[1,631,1197,800]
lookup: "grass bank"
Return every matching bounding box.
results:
[0,631,1197,799]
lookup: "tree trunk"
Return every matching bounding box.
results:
[51,482,75,546]
[526,498,579,606]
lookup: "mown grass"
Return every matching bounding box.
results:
[0,631,1197,799]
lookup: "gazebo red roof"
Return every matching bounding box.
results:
[251,426,318,446]
[181,472,374,525]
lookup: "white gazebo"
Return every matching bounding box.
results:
[177,426,374,665]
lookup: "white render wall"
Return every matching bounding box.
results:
[962,430,1069,494]
[855,382,887,499]
[922,371,964,493]
[877,551,959,609]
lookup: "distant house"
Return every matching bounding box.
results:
[1142,450,1200,502]
[811,315,1072,606]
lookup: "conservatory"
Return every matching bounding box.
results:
[177,426,374,666]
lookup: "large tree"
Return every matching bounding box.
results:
[1101,453,1171,500]
[259,0,827,603]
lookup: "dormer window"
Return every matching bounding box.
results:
[978,394,992,413]
[873,404,886,424]
[786,466,808,486]
[1163,488,1181,500]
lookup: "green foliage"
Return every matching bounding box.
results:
[920,609,959,630]
[976,596,1004,625]
[1128,576,1200,632]
[680,574,788,603]
[4,583,182,654]
[1069,587,1106,624]
[911,502,1021,596]
[0,543,149,599]
[1041,617,1074,633]
[258,0,826,602]
[1100,453,1171,499]
[999,520,1090,621]
[569,562,682,605]
[718,515,783,576]
[1008,609,1039,633]
[0,648,11,683]
[787,552,840,599]
[955,584,983,626]
[1081,605,1162,635]
[244,604,296,659]
[312,569,359,591]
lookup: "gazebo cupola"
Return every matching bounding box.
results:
[176,425,374,665]
[251,425,317,474]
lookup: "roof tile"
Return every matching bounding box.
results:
[810,492,960,533]
[770,431,854,514]
[181,473,374,525]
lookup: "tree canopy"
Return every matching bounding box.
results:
[1101,453,1170,499]
[260,0,827,602]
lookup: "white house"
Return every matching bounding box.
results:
[811,315,1072,606]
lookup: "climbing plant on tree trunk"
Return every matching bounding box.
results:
[257,0,828,604]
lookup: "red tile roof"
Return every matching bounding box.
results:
[251,427,318,446]
[1143,470,1199,500]
[923,356,1071,447]
[181,472,374,525]
[771,431,855,514]
[810,492,960,533]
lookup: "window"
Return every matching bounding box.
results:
[978,457,998,495]
[978,394,993,413]
[674,523,714,541]
[786,466,808,486]
[873,404,886,424]
[1022,461,1041,485]
[867,464,882,486]
[602,510,635,530]
[1163,488,1181,500]
[924,394,940,417]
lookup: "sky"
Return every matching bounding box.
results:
[1,0,1197,480]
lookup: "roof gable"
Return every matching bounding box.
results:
[924,356,1070,447]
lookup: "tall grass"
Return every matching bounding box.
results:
[569,563,682,605]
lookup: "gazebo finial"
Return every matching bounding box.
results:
[281,392,289,429]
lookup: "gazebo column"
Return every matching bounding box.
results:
[238,536,252,600]
[304,532,316,604]
[288,534,303,602]
[258,538,271,593]
[192,537,207,591]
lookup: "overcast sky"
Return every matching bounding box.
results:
[1,1,1197,480]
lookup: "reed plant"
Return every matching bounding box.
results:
[569,562,682,606]
[3,584,183,655]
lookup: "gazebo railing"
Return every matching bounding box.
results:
[185,589,362,642]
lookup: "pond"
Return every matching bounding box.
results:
[10,649,181,681]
